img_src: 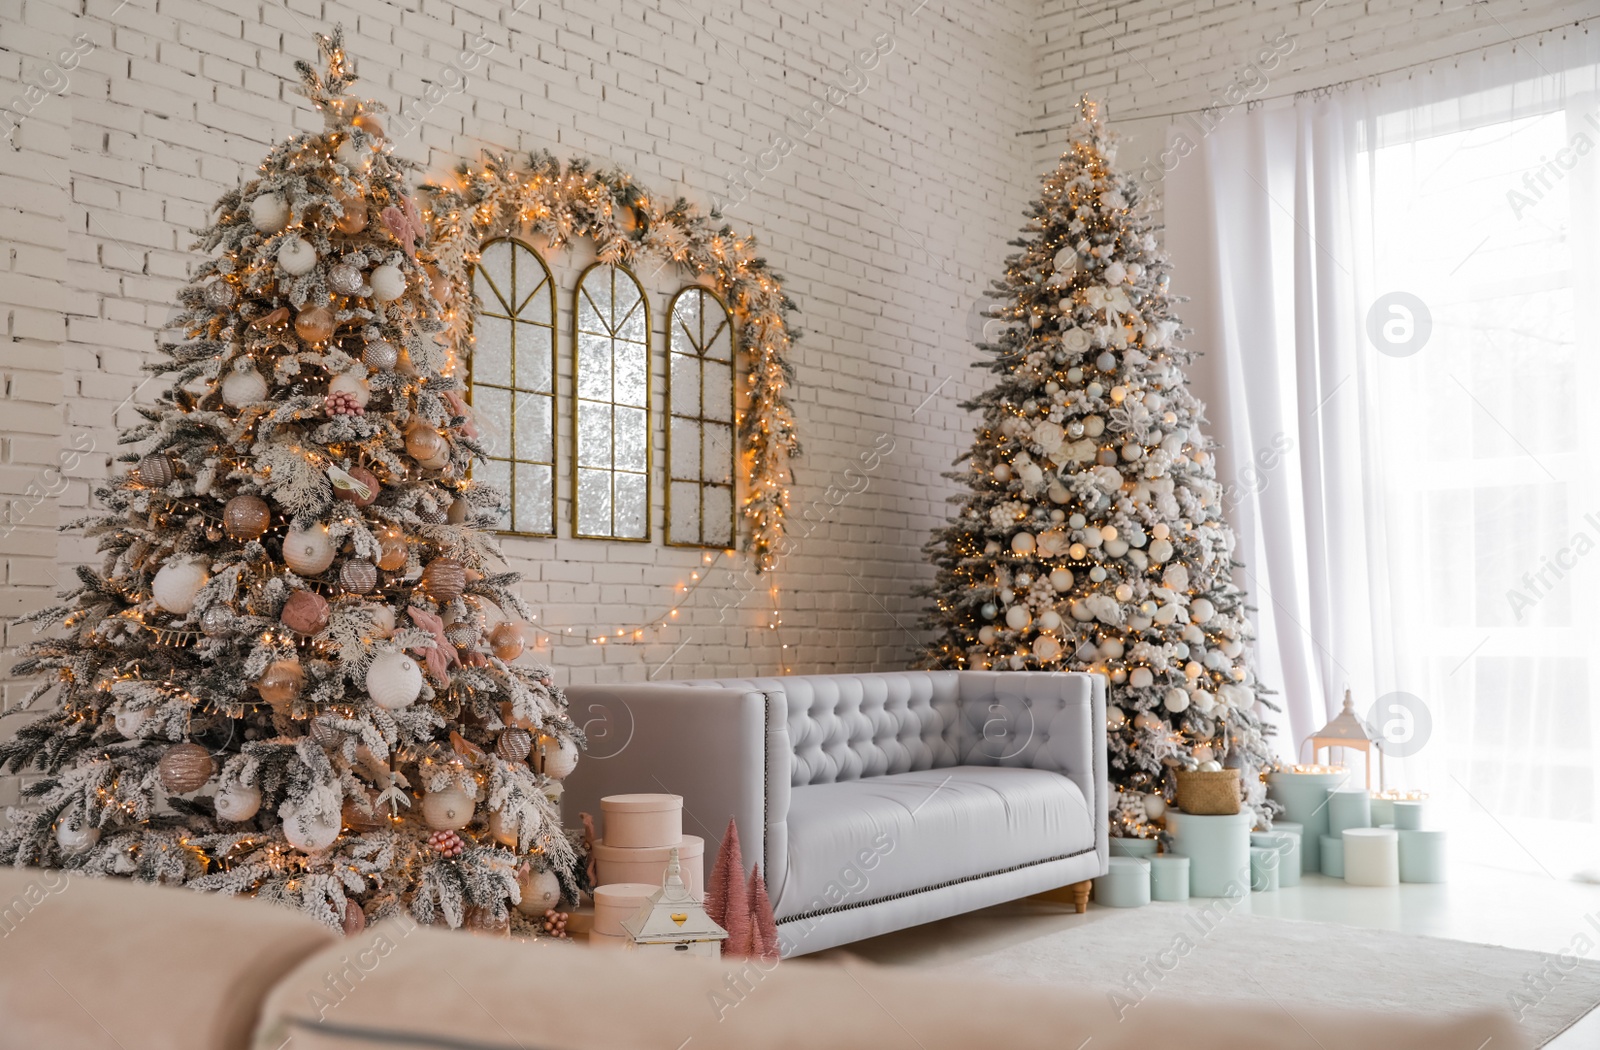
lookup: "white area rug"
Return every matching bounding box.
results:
[938,903,1600,1048]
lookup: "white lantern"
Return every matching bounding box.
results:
[366,650,422,710]
[276,235,318,276]
[283,809,340,852]
[621,848,728,958]
[214,783,262,822]
[248,192,290,233]
[422,786,475,830]
[55,821,100,855]
[152,558,209,614]
[283,523,335,575]
[516,867,562,916]
[369,264,406,302]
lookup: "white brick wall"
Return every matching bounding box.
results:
[1,0,1579,803]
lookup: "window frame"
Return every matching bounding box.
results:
[665,285,739,550]
[467,236,558,538]
[570,261,653,543]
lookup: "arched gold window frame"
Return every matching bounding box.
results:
[666,286,738,549]
[468,237,557,537]
[571,262,652,541]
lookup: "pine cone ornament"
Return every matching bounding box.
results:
[428,829,465,858]
[542,908,570,938]
[326,390,365,417]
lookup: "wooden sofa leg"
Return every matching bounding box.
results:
[1069,880,1090,914]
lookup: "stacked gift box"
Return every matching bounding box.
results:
[588,793,705,948]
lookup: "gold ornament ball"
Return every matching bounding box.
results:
[223,494,271,541]
[294,306,336,345]
[420,558,467,603]
[334,190,368,235]
[445,621,478,649]
[363,340,398,371]
[351,112,386,141]
[257,658,306,707]
[489,622,524,662]
[404,423,449,469]
[158,743,215,794]
[376,528,408,571]
[139,453,175,487]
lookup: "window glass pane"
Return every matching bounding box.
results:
[670,481,700,542]
[474,385,512,460]
[616,343,648,407]
[515,393,553,464]
[577,331,612,400]
[614,472,647,538]
[666,288,738,546]
[670,418,700,479]
[577,400,612,468]
[514,462,552,536]
[671,353,701,417]
[474,314,512,386]
[476,457,512,531]
[703,361,733,422]
[477,241,513,310]
[703,484,733,547]
[704,423,734,486]
[515,321,552,392]
[577,468,611,535]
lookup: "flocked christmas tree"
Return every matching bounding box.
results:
[0,30,582,933]
[922,99,1277,836]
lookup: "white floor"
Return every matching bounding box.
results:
[813,861,1600,1048]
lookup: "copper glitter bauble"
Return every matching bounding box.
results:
[223,494,271,541]
[417,497,448,525]
[333,465,379,508]
[363,340,398,371]
[404,423,449,469]
[419,558,467,602]
[342,790,387,832]
[158,743,215,794]
[294,306,336,344]
[495,727,532,762]
[138,453,175,487]
[489,622,525,662]
[445,621,478,649]
[257,658,305,706]
[281,590,331,635]
[340,559,378,594]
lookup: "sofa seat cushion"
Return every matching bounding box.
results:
[774,766,1094,921]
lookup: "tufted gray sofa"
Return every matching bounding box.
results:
[564,671,1108,956]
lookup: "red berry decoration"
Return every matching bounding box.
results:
[428,829,465,858]
[325,390,365,417]
[542,908,570,939]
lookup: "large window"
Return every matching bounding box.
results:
[667,287,736,548]
[572,264,650,540]
[469,238,556,536]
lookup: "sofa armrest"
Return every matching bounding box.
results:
[563,685,791,887]
[954,671,1108,871]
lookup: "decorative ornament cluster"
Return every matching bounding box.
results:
[921,97,1279,834]
[424,153,802,572]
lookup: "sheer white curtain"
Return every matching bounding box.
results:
[1167,28,1600,873]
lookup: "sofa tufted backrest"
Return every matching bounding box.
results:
[680,672,962,786]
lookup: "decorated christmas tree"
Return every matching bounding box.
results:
[921,98,1277,836]
[0,30,582,933]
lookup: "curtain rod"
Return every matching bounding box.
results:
[1017,13,1596,136]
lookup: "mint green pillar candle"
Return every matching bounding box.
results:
[1165,810,1251,898]
[1327,788,1372,837]
[1150,854,1190,901]
[1250,831,1300,888]
[1266,770,1350,874]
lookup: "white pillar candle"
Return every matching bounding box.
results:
[1343,828,1399,886]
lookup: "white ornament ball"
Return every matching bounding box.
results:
[1152,522,1171,540]
[516,868,562,916]
[1038,610,1062,631]
[1053,247,1077,271]
[1223,638,1244,658]
[1114,583,1134,602]
[1069,543,1088,560]
[1070,600,1094,622]
[1148,538,1174,562]
[327,372,371,409]
[248,192,290,233]
[1134,711,1163,731]
[1105,538,1130,558]
[1049,568,1074,591]
[489,808,523,847]
[1099,637,1125,659]
[276,235,318,276]
[977,625,997,645]
[1164,688,1191,713]
[113,705,149,738]
[369,605,396,639]
[1011,532,1036,555]
[1047,482,1071,504]
[369,264,406,302]
[537,735,580,779]
[1005,605,1032,630]
[1143,794,1167,820]
[1107,707,1127,729]
[335,137,372,170]
[1192,745,1216,763]
[153,558,209,615]
[1129,667,1154,689]
[366,650,423,710]
[1198,760,1223,773]
[221,363,269,408]
[1192,689,1217,714]
[1190,598,1216,624]
[1185,660,1203,679]
[283,523,336,576]
[56,821,100,855]
[283,808,341,852]
[422,787,475,830]
[215,783,262,822]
